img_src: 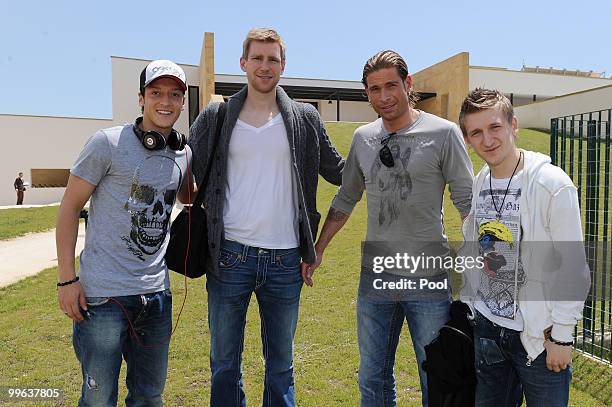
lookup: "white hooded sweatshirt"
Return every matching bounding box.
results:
[460,149,590,363]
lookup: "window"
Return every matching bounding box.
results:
[188,86,200,127]
[441,94,449,119]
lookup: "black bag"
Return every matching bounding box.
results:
[165,103,226,278]
[422,301,476,407]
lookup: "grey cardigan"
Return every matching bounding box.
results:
[188,86,344,276]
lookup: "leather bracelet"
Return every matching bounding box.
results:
[57,276,79,287]
[549,336,574,346]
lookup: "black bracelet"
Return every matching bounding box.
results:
[57,276,79,287]
[550,336,574,346]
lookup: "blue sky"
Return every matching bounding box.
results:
[2,0,611,119]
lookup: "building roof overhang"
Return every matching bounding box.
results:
[214,74,435,102]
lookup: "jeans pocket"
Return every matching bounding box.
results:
[479,337,506,365]
[276,250,301,271]
[162,290,173,306]
[85,297,110,307]
[219,248,240,269]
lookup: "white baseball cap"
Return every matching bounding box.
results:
[139,60,187,92]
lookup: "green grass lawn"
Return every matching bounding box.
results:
[0,125,609,406]
[0,205,59,240]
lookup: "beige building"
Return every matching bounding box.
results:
[1,33,610,205]
[515,84,612,129]
[411,52,611,123]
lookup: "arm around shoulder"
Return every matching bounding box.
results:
[304,104,344,185]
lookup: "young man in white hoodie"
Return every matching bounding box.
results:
[459,88,590,406]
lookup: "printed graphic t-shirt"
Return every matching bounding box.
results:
[330,113,473,277]
[474,171,525,331]
[71,124,190,297]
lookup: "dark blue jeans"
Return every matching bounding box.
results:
[207,239,302,407]
[357,294,451,407]
[473,310,572,407]
[73,289,172,407]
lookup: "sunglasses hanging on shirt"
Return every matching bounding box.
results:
[379,132,396,168]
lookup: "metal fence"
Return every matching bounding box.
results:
[551,110,611,363]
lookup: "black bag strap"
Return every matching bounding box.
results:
[440,325,473,345]
[194,102,226,207]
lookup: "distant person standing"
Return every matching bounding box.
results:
[14,172,25,205]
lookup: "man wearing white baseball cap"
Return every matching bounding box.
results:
[56,59,194,406]
[140,59,187,92]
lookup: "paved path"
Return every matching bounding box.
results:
[0,203,61,210]
[0,223,86,287]
[0,206,183,288]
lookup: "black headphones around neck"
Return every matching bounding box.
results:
[133,117,186,151]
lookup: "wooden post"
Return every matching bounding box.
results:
[199,32,215,110]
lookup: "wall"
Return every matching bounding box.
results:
[515,84,612,130]
[0,114,112,205]
[511,94,541,107]
[470,67,611,99]
[412,52,470,123]
[319,100,377,122]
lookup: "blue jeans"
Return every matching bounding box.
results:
[207,239,303,407]
[72,289,172,407]
[473,310,571,407]
[357,293,451,407]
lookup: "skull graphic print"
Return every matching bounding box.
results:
[123,155,183,260]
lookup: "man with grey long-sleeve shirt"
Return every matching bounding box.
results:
[302,50,473,407]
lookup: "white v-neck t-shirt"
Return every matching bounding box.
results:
[223,114,299,248]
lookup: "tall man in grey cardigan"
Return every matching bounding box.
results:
[302,50,473,407]
[188,28,344,407]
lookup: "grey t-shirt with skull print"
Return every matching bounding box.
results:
[71,124,191,297]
